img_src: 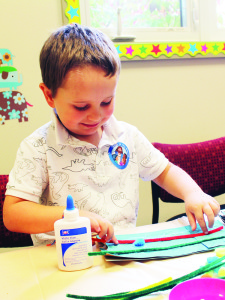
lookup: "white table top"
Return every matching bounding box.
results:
[0,217,218,300]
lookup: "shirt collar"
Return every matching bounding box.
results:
[51,110,124,147]
[99,115,123,147]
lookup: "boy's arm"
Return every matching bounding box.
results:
[3,195,66,233]
[3,196,117,243]
[153,162,220,234]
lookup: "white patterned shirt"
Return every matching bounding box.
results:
[6,112,168,245]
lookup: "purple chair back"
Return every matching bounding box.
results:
[0,175,33,247]
[152,137,225,223]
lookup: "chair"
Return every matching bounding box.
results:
[0,175,33,247]
[151,137,225,224]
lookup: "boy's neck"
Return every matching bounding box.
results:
[69,127,103,148]
[55,112,103,147]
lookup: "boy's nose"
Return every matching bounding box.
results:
[88,108,101,122]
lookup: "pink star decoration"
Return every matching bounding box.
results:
[201,44,208,53]
[126,46,134,56]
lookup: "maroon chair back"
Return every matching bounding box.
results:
[0,175,33,247]
[152,137,225,223]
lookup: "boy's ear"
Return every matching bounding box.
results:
[39,83,55,108]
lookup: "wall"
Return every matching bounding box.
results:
[116,58,225,224]
[0,0,63,172]
[1,1,225,226]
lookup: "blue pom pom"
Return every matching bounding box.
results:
[207,256,221,273]
[207,257,218,264]
[133,238,145,247]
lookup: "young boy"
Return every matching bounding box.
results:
[3,23,220,246]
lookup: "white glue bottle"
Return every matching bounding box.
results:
[54,195,93,271]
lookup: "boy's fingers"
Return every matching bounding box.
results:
[106,225,117,243]
[97,219,117,244]
[186,211,197,232]
[98,220,109,239]
[79,210,116,243]
[90,219,101,234]
[211,200,220,216]
[203,205,216,228]
[194,212,208,234]
[110,234,118,244]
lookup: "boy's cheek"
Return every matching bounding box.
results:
[108,106,115,116]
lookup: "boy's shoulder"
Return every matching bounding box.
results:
[108,115,138,134]
[23,120,54,146]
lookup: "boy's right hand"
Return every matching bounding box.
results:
[79,210,118,244]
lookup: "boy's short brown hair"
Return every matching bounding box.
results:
[40,23,121,97]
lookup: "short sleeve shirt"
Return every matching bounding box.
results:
[6,112,168,233]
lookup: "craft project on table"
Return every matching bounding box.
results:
[67,255,225,299]
[90,220,225,260]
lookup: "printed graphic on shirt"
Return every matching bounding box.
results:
[47,147,63,157]
[32,137,46,147]
[73,146,98,156]
[68,183,88,192]
[63,159,95,172]
[88,192,108,216]
[31,175,47,187]
[49,172,69,200]
[73,193,91,210]
[108,142,129,169]
[33,157,48,173]
[140,153,153,168]
[111,192,134,208]
[14,158,36,183]
[88,174,111,187]
[71,192,108,218]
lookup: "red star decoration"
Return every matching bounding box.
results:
[177,44,185,53]
[151,44,161,55]
[223,43,225,51]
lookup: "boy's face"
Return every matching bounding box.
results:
[40,65,118,145]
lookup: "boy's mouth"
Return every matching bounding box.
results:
[81,122,100,128]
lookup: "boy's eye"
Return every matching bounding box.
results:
[75,105,89,111]
[101,99,112,106]
[74,99,112,111]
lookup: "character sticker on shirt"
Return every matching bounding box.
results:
[108,142,129,169]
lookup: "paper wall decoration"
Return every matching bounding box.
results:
[64,0,225,61]
[0,48,33,125]
[114,41,225,60]
[64,0,80,25]
[0,48,14,66]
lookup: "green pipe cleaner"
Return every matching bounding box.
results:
[66,255,225,300]
[88,233,224,256]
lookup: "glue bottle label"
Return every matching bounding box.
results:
[60,226,91,268]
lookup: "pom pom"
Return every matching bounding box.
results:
[218,267,225,277]
[133,238,145,247]
[206,257,221,274]
[207,256,218,264]
[215,247,225,258]
[201,273,213,278]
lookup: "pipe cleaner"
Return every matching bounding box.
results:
[92,226,223,245]
[89,227,224,256]
[66,255,225,299]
